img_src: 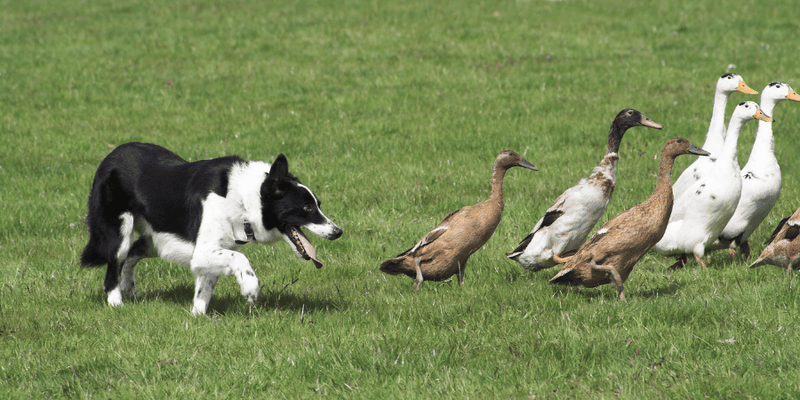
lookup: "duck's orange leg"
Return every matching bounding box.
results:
[553,254,572,265]
[590,261,625,301]
[457,261,465,287]
[413,258,424,290]
[693,253,707,268]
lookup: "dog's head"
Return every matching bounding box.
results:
[260,154,343,268]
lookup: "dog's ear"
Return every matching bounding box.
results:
[264,154,290,196]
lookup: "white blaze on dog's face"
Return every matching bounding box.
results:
[260,154,343,268]
[296,183,342,239]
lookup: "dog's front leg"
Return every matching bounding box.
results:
[191,274,219,315]
[190,249,260,314]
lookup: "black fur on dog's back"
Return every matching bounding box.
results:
[80,143,243,267]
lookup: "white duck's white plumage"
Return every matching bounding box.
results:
[653,101,772,268]
[710,82,800,258]
[670,74,757,215]
[507,109,663,271]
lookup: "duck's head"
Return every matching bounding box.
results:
[613,109,663,131]
[732,101,773,123]
[495,150,538,172]
[718,73,758,95]
[662,137,710,159]
[606,109,662,154]
[762,81,800,105]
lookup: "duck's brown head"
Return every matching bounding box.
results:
[662,137,710,159]
[495,150,538,172]
[607,109,663,154]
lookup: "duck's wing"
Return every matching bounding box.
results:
[396,208,462,257]
[578,206,648,256]
[525,188,572,236]
[509,208,564,254]
[783,213,800,241]
[764,215,791,245]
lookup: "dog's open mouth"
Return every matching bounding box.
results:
[284,226,323,268]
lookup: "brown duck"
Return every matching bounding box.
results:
[379,150,538,288]
[549,138,709,300]
[748,205,800,274]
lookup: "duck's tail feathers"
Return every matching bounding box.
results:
[748,258,767,269]
[549,267,576,285]
[507,233,534,260]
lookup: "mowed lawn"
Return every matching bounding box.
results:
[2,0,800,398]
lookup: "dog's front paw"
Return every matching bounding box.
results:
[238,270,260,305]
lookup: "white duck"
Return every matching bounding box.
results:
[507,109,663,271]
[653,101,772,268]
[671,73,757,207]
[711,82,800,259]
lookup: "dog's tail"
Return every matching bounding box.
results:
[80,169,125,268]
[80,236,107,267]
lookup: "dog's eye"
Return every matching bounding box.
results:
[303,205,313,212]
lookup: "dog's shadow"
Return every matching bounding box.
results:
[136,284,345,316]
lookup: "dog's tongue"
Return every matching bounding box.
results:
[286,226,322,268]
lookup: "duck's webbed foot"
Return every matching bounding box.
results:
[668,254,687,271]
[590,261,625,301]
[693,253,707,268]
[727,247,737,258]
[413,258,424,290]
[740,241,751,260]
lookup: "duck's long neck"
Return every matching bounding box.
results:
[749,98,778,158]
[720,117,746,166]
[703,90,731,155]
[489,165,508,209]
[605,123,625,155]
[647,151,678,208]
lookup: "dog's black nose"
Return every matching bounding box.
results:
[330,227,343,240]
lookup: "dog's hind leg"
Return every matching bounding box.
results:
[191,274,219,315]
[119,237,153,300]
[106,212,135,307]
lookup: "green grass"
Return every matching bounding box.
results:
[3,0,800,397]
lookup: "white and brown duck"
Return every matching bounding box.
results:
[380,150,537,288]
[507,109,662,272]
[549,138,709,300]
[748,205,800,274]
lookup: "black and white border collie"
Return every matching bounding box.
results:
[80,142,342,315]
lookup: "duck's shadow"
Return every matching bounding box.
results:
[549,281,682,300]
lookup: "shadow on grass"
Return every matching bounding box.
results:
[137,283,345,316]
[549,281,682,301]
